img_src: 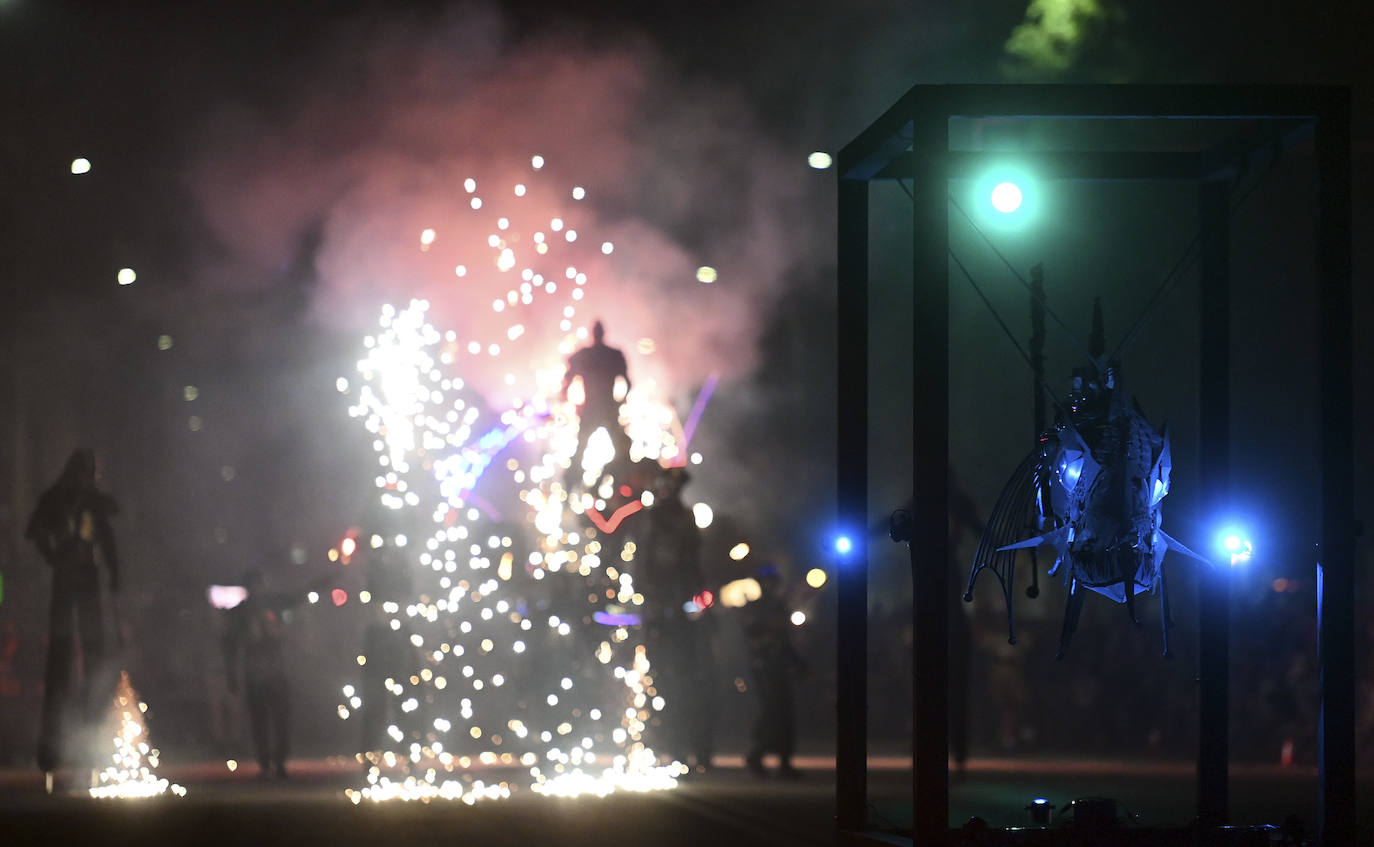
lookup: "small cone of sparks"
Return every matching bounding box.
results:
[89,671,187,798]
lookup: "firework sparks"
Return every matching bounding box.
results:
[336,162,705,802]
[89,672,187,799]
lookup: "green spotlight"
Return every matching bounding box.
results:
[990,181,1023,213]
[969,163,1040,232]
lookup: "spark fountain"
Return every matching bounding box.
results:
[334,159,710,804]
[89,671,187,799]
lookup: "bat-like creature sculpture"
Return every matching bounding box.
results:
[965,307,1211,658]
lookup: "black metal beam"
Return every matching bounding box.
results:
[1029,264,1046,439]
[908,84,1338,122]
[1315,87,1355,847]
[839,85,1341,188]
[909,109,950,847]
[835,176,869,834]
[1196,177,1231,828]
[878,150,1204,182]
[1197,120,1312,182]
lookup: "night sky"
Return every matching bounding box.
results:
[1,0,1371,765]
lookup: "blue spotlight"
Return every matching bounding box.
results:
[1217,526,1254,567]
[834,535,853,555]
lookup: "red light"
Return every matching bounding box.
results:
[341,537,357,558]
[692,590,715,610]
[331,588,348,607]
[619,485,633,497]
[586,500,643,534]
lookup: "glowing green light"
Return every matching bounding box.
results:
[991,181,1023,213]
[969,163,1041,233]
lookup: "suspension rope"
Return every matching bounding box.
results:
[1111,145,1283,358]
[948,195,1093,362]
[948,247,1069,417]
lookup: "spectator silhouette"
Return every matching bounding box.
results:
[744,564,804,779]
[223,569,296,779]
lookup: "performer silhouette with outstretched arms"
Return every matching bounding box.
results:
[561,320,632,479]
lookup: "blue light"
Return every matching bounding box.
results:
[835,535,853,555]
[1216,525,1254,567]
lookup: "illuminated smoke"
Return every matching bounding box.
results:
[185,6,821,405]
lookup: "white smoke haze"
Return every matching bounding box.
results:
[186,5,823,414]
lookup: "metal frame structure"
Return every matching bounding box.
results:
[835,85,1352,846]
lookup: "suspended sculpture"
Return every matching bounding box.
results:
[964,301,1211,658]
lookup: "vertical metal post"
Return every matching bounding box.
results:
[909,112,950,847]
[1196,177,1231,827]
[836,175,869,834]
[1029,264,1046,439]
[1315,91,1355,847]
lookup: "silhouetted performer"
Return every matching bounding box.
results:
[359,546,421,756]
[223,570,294,779]
[640,467,714,771]
[744,564,804,779]
[25,448,119,774]
[561,320,632,478]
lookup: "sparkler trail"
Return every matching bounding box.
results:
[334,158,710,803]
[679,371,719,457]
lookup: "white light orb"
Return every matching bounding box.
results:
[990,181,1023,214]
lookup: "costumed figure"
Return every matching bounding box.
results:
[561,320,632,482]
[639,466,715,772]
[358,544,423,758]
[25,448,120,776]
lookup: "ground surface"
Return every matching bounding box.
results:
[0,756,1369,846]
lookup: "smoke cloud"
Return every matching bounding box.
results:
[186,4,822,410]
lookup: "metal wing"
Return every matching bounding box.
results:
[964,448,1040,644]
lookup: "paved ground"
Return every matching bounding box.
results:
[0,756,1369,846]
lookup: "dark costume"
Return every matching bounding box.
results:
[359,551,420,755]
[639,468,714,770]
[562,320,632,475]
[25,448,119,773]
[744,568,804,778]
[223,575,292,778]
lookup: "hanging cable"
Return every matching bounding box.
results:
[1111,143,1284,358]
[902,177,1071,416]
[949,248,1069,417]
[948,196,1093,362]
